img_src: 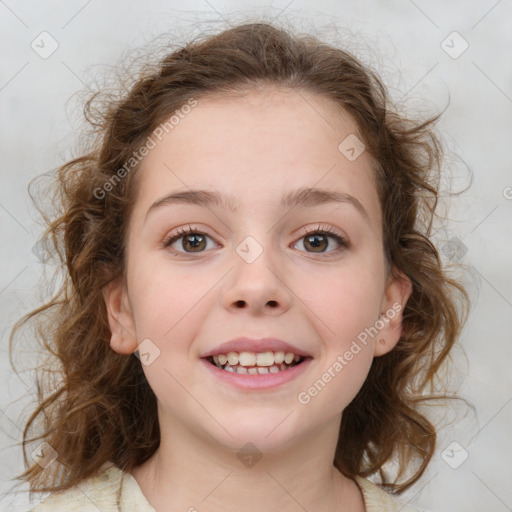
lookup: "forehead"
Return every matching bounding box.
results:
[132,86,381,227]
[163,85,362,153]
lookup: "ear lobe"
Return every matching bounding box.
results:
[103,278,138,355]
[373,267,413,357]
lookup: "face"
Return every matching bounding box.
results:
[105,86,411,453]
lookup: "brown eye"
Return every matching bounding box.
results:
[293,227,348,255]
[303,233,329,252]
[181,233,207,252]
[164,227,216,254]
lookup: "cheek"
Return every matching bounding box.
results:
[126,256,196,339]
[125,259,211,402]
[290,261,383,409]
[297,346,373,422]
[292,261,384,341]
[295,270,379,415]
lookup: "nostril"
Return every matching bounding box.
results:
[267,300,278,307]
[235,300,245,307]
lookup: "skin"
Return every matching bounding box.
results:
[104,86,412,512]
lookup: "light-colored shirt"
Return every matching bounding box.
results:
[30,462,421,511]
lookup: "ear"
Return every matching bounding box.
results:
[103,277,138,355]
[373,267,413,357]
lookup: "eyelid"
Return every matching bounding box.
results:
[293,223,350,253]
[162,224,216,248]
[162,223,350,256]
[295,223,348,242]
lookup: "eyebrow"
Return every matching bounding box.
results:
[145,186,370,222]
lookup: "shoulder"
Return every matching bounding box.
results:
[355,476,425,512]
[30,463,125,512]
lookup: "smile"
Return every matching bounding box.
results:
[201,351,312,390]
[207,350,304,374]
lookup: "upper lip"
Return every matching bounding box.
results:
[200,337,313,358]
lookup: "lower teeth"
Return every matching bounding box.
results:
[212,359,298,374]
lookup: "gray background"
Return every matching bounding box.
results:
[1,1,511,511]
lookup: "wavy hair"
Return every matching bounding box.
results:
[10,20,469,496]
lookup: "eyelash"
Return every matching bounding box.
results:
[163,224,349,257]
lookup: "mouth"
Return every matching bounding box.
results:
[203,351,310,375]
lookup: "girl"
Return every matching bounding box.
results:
[11,20,468,511]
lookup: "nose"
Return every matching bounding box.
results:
[220,241,292,316]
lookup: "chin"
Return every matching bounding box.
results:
[206,413,305,454]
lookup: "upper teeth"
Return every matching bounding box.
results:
[213,351,301,367]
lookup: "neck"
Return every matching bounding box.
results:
[130,412,365,512]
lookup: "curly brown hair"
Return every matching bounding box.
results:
[10,20,469,498]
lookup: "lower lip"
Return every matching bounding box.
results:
[200,357,313,390]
